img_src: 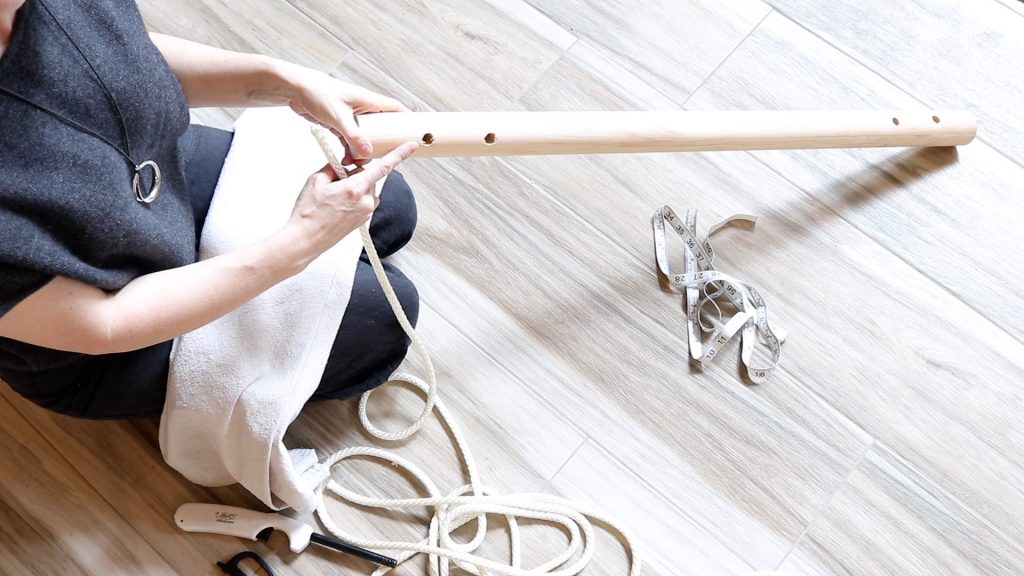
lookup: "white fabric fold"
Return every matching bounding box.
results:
[159,107,368,512]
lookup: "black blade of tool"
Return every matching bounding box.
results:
[309,532,398,567]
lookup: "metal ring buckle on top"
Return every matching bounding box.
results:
[133,160,162,203]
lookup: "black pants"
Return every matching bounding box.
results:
[71,124,419,418]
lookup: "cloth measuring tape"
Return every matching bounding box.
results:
[652,206,784,383]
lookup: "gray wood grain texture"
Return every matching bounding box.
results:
[780,444,1024,576]
[288,0,577,110]
[547,439,753,575]
[137,0,350,71]
[517,39,680,111]
[763,0,1024,167]
[686,12,1024,340]
[393,149,873,569]
[2,0,1024,575]
[685,11,1024,555]
[524,0,771,103]
[0,391,177,574]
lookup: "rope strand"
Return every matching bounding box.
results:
[311,126,641,575]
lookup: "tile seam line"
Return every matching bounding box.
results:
[737,148,1024,555]
[775,439,875,570]
[680,7,774,109]
[873,439,1024,559]
[487,156,887,542]
[545,435,590,483]
[581,436,759,571]
[507,36,581,107]
[758,1,1024,173]
[742,143,1024,355]
[717,3,1024,552]
[485,107,1024,566]
[415,299,591,441]
[281,0,360,67]
[416,301,759,568]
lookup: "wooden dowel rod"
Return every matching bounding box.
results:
[356,111,976,158]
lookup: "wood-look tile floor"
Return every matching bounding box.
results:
[4,0,1024,574]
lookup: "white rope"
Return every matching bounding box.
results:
[311,126,642,576]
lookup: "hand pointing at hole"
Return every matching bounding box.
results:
[287,141,419,259]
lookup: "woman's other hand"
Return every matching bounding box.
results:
[284,66,409,161]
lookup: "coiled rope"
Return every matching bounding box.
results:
[311,126,642,576]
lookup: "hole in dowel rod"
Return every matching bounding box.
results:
[932,115,941,123]
[484,133,496,145]
[421,133,434,145]
[892,117,900,126]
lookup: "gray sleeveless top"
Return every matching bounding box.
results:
[0,0,192,384]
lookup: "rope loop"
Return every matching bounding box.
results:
[311,126,641,576]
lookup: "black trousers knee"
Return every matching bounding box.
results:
[181,124,235,248]
[313,171,420,401]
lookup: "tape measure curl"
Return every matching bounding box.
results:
[652,206,785,383]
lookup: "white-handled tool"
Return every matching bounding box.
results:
[174,503,396,567]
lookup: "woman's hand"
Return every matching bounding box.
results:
[286,141,419,257]
[284,65,409,161]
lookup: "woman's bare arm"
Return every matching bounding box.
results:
[149,33,406,159]
[0,144,416,354]
[149,33,292,109]
[0,228,307,354]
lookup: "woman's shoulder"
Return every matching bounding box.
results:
[37,0,150,33]
[0,0,195,292]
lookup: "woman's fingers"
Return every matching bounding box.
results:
[343,142,419,189]
[352,94,410,114]
[329,101,406,162]
[324,103,373,160]
[379,95,410,113]
[347,84,411,114]
[340,150,370,167]
[310,162,338,184]
[293,74,410,160]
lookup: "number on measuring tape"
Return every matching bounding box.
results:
[651,206,784,384]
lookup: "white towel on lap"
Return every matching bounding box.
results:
[159,107,370,512]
